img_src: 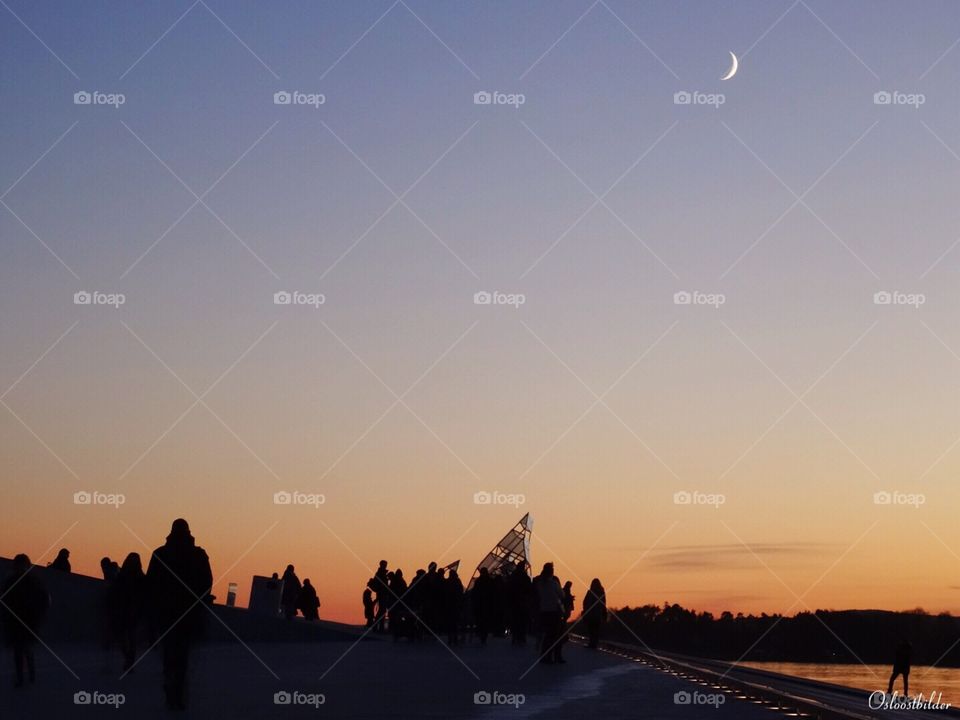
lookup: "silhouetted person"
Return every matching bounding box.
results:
[558,580,574,660]
[582,578,606,648]
[298,579,320,621]
[389,569,409,639]
[409,569,427,640]
[445,569,464,645]
[507,562,532,646]
[533,562,564,664]
[114,552,146,671]
[281,565,301,620]
[48,548,70,573]
[472,567,494,646]
[101,556,119,581]
[1,554,48,687]
[146,519,213,711]
[363,580,376,628]
[887,639,912,696]
[373,561,389,632]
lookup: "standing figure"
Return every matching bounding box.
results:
[887,639,912,697]
[1,554,48,687]
[280,565,301,620]
[146,519,213,711]
[582,578,606,649]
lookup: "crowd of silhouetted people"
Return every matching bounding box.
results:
[359,559,609,665]
[1,518,213,711]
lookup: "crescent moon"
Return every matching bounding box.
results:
[721,51,738,81]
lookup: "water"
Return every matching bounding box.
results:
[741,662,959,705]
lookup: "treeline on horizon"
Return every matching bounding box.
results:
[606,603,960,666]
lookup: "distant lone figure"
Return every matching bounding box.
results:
[582,578,607,649]
[48,548,71,573]
[1,554,49,687]
[146,519,213,711]
[887,639,912,696]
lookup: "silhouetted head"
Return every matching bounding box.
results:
[303,579,312,587]
[590,578,603,592]
[121,552,142,574]
[271,572,279,580]
[563,581,572,591]
[379,560,388,570]
[541,562,554,577]
[449,569,459,580]
[12,553,30,574]
[395,569,404,580]
[56,548,70,560]
[167,518,193,544]
[428,562,437,572]
[100,557,112,570]
[437,568,446,579]
[285,564,295,574]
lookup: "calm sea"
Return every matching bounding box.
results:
[742,662,958,705]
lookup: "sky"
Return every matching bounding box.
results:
[3,0,960,624]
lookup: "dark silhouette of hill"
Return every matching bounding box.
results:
[609,603,960,666]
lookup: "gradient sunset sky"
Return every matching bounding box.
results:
[3,0,960,623]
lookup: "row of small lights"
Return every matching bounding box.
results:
[571,635,816,718]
